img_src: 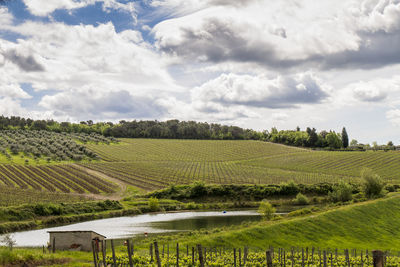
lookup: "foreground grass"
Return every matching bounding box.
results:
[182,193,400,250]
[0,247,93,266]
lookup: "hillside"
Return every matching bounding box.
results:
[83,139,400,190]
[0,137,400,204]
[185,193,400,250]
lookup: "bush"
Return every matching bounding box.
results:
[257,200,275,220]
[148,197,160,212]
[294,193,309,205]
[329,181,353,202]
[361,168,385,198]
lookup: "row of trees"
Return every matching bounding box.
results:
[269,127,349,149]
[0,116,356,149]
[0,116,266,140]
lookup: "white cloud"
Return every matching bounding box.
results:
[386,109,400,125]
[338,75,400,104]
[152,0,400,70]
[0,19,181,120]
[191,72,330,109]
[350,0,400,33]
[0,98,27,117]
[0,6,13,26]
[2,21,179,92]
[39,87,166,120]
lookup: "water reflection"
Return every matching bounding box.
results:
[2,210,261,247]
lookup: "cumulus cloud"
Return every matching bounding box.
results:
[0,19,181,121]
[39,87,166,120]
[152,0,400,70]
[3,49,44,72]
[191,72,329,109]
[0,6,12,26]
[340,75,400,103]
[0,97,28,117]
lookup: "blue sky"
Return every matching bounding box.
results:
[0,0,400,144]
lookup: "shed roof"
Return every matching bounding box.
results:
[47,230,106,238]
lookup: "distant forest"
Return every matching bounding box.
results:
[0,115,376,150]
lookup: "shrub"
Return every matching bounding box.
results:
[257,200,275,220]
[148,197,160,212]
[361,168,385,198]
[294,193,309,205]
[329,181,353,202]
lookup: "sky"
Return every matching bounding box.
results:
[0,0,400,144]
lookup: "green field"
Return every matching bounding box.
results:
[82,139,400,191]
[0,138,399,203]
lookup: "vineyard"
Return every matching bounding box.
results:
[0,163,117,194]
[0,186,92,207]
[83,139,400,191]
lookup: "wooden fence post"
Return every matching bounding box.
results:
[361,251,364,267]
[323,250,327,267]
[239,248,241,267]
[150,243,153,262]
[234,248,237,267]
[192,247,195,265]
[176,243,179,267]
[373,250,384,267]
[101,240,106,267]
[302,248,305,267]
[244,246,248,265]
[197,244,204,267]
[111,240,117,267]
[154,241,161,267]
[126,239,133,267]
[345,249,350,267]
[266,250,273,267]
[92,240,98,267]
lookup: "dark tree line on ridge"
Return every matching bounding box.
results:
[0,115,364,149]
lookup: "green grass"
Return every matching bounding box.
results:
[83,139,400,191]
[177,193,400,250]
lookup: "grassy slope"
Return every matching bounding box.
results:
[189,194,400,250]
[84,139,400,191]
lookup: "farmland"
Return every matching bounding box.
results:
[0,137,399,201]
[82,138,400,191]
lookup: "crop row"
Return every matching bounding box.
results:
[242,150,400,183]
[0,185,91,206]
[86,139,304,163]
[83,161,353,191]
[0,164,117,194]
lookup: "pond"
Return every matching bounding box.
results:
[2,210,266,247]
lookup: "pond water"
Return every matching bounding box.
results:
[2,210,264,247]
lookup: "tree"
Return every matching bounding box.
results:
[350,139,358,146]
[341,127,349,148]
[326,132,342,149]
[361,168,385,198]
[1,234,16,250]
[258,200,276,220]
[387,141,394,147]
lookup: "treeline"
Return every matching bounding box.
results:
[0,116,358,149]
[0,116,266,140]
[269,127,349,149]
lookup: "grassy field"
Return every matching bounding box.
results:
[0,138,399,203]
[82,139,400,191]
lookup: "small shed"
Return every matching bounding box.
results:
[48,230,106,252]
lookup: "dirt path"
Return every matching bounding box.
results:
[71,164,128,201]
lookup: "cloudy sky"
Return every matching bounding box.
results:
[0,0,400,143]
